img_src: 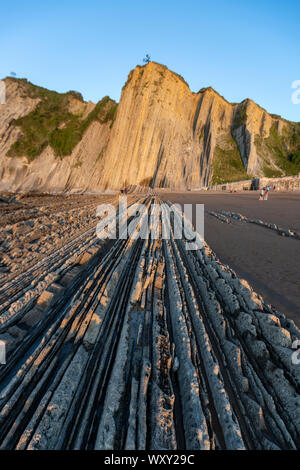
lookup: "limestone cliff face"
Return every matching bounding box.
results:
[0,78,113,192]
[0,79,41,173]
[96,63,300,189]
[0,120,111,193]
[231,99,297,178]
[96,64,236,189]
[1,64,299,192]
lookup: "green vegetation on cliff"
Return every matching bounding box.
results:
[255,123,300,177]
[7,78,117,161]
[48,97,117,158]
[232,101,248,130]
[212,136,249,185]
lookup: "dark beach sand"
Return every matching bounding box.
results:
[160,191,300,327]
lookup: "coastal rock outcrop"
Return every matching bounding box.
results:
[1,63,299,192]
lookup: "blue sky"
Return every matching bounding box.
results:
[1,0,300,121]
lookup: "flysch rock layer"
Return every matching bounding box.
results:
[86,63,300,190]
[1,63,299,192]
[0,196,299,450]
[0,79,111,193]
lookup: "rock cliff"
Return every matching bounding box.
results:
[1,63,299,192]
[0,78,115,192]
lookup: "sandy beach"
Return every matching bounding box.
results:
[161,191,300,327]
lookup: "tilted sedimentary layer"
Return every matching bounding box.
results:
[208,209,300,240]
[1,63,300,192]
[0,196,299,450]
[97,64,300,190]
[0,79,115,193]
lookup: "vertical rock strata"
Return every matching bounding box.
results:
[0,196,299,450]
[1,63,299,192]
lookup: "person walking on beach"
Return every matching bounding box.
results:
[259,187,265,200]
[264,186,270,200]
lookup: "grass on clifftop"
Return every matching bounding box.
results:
[7,78,117,161]
[212,136,249,185]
